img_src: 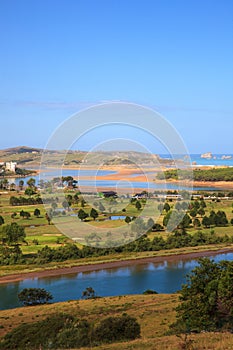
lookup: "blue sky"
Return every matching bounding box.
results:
[0,0,232,153]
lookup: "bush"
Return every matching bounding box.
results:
[143,289,158,295]
[0,313,90,350]
[18,288,53,306]
[0,313,140,349]
[94,314,140,343]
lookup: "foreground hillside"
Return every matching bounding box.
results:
[1,294,233,349]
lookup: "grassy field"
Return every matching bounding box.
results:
[0,294,233,349]
[1,190,163,254]
[0,189,233,273]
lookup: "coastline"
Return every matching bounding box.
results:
[0,246,233,285]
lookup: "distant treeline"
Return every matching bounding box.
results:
[30,230,232,265]
[157,167,233,182]
[9,196,43,206]
[0,229,232,266]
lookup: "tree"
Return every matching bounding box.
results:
[170,258,233,333]
[197,208,205,217]
[2,223,25,245]
[27,178,36,188]
[24,211,31,219]
[45,212,51,225]
[20,210,30,219]
[202,216,211,228]
[189,208,197,218]
[18,288,53,306]
[164,202,170,212]
[163,210,190,231]
[0,215,4,225]
[125,216,131,224]
[18,179,24,190]
[78,209,88,221]
[200,199,207,208]
[82,287,96,299]
[193,218,201,228]
[24,187,35,196]
[215,210,228,226]
[90,208,98,221]
[135,200,142,211]
[34,208,40,217]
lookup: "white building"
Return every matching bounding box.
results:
[5,161,17,173]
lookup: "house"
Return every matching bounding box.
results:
[98,191,118,198]
[5,161,17,173]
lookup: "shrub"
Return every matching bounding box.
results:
[94,314,140,343]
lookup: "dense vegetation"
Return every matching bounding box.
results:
[0,228,231,266]
[171,258,233,333]
[0,313,140,349]
[157,167,233,181]
[18,288,53,306]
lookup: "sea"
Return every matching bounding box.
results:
[160,154,233,167]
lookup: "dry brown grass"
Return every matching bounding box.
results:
[1,294,233,349]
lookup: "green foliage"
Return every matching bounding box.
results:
[94,314,140,343]
[163,210,191,231]
[24,187,36,196]
[26,178,36,188]
[78,209,88,221]
[18,288,53,306]
[36,244,82,264]
[125,216,132,224]
[82,287,96,299]
[135,200,142,211]
[90,208,98,221]
[143,289,158,295]
[2,223,26,245]
[170,258,233,333]
[0,313,90,350]
[9,195,42,206]
[0,245,24,265]
[164,202,170,212]
[158,167,233,182]
[0,216,4,225]
[19,210,31,219]
[0,313,140,349]
[33,208,40,217]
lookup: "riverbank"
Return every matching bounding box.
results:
[1,245,233,284]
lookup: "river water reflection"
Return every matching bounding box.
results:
[1,252,233,310]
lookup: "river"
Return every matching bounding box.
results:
[1,252,233,310]
[7,169,220,191]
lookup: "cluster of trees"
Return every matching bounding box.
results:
[171,258,233,333]
[19,210,31,219]
[32,230,231,265]
[202,210,228,227]
[77,208,99,221]
[18,288,53,306]
[0,313,140,349]
[9,196,42,206]
[161,199,229,231]
[0,223,26,265]
[158,167,233,182]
